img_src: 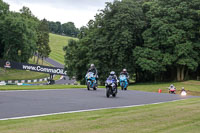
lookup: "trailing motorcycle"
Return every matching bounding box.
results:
[181,87,187,96]
[181,90,187,96]
[119,74,128,90]
[85,72,97,90]
[105,77,117,98]
[169,87,176,94]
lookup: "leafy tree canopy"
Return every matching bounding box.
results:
[64,0,146,84]
[0,2,51,64]
[64,0,200,83]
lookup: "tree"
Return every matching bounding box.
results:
[55,21,62,34]
[36,19,51,64]
[78,26,88,39]
[20,6,33,18]
[64,0,146,84]
[48,21,58,33]
[64,39,89,83]
[136,0,200,81]
[62,22,79,37]
[0,11,38,62]
[0,3,51,64]
[0,0,9,59]
[48,21,62,34]
[48,21,80,37]
[0,0,8,16]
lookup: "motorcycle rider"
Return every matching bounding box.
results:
[120,68,129,82]
[181,87,187,95]
[87,64,98,84]
[181,87,186,92]
[108,71,118,88]
[168,84,176,93]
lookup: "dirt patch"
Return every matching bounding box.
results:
[182,81,200,85]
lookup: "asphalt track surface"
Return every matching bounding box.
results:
[0,88,196,120]
[45,58,76,84]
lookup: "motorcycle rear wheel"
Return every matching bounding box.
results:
[113,88,117,97]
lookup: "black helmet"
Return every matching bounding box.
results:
[110,71,115,75]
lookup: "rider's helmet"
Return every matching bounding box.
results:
[110,71,115,75]
[123,69,127,72]
[90,64,95,68]
[170,84,174,88]
[182,87,185,90]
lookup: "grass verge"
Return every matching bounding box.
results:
[129,80,200,96]
[0,57,50,81]
[0,85,87,91]
[0,98,199,133]
[0,84,104,91]
[0,69,49,81]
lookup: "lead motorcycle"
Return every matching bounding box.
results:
[85,72,97,90]
[105,76,117,98]
[119,74,128,90]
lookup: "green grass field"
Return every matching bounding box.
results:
[0,69,49,81]
[0,98,199,133]
[49,33,76,65]
[0,85,87,90]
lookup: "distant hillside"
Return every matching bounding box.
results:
[0,33,75,81]
[49,33,77,65]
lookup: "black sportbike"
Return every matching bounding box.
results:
[105,77,117,98]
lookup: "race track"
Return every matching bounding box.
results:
[0,88,195,120]
[44,58,76,85]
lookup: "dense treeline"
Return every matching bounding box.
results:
[64,0,200,84]
[0,0,50,64]
[48,21,79,37]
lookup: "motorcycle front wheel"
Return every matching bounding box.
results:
[125,87,127,90]
[121,82,124,90]
[87,82,90,90]
[106,87,110,98]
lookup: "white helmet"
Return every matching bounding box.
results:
[90,64,95,68]
[123,69,127,72]
[110,71,115,75]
